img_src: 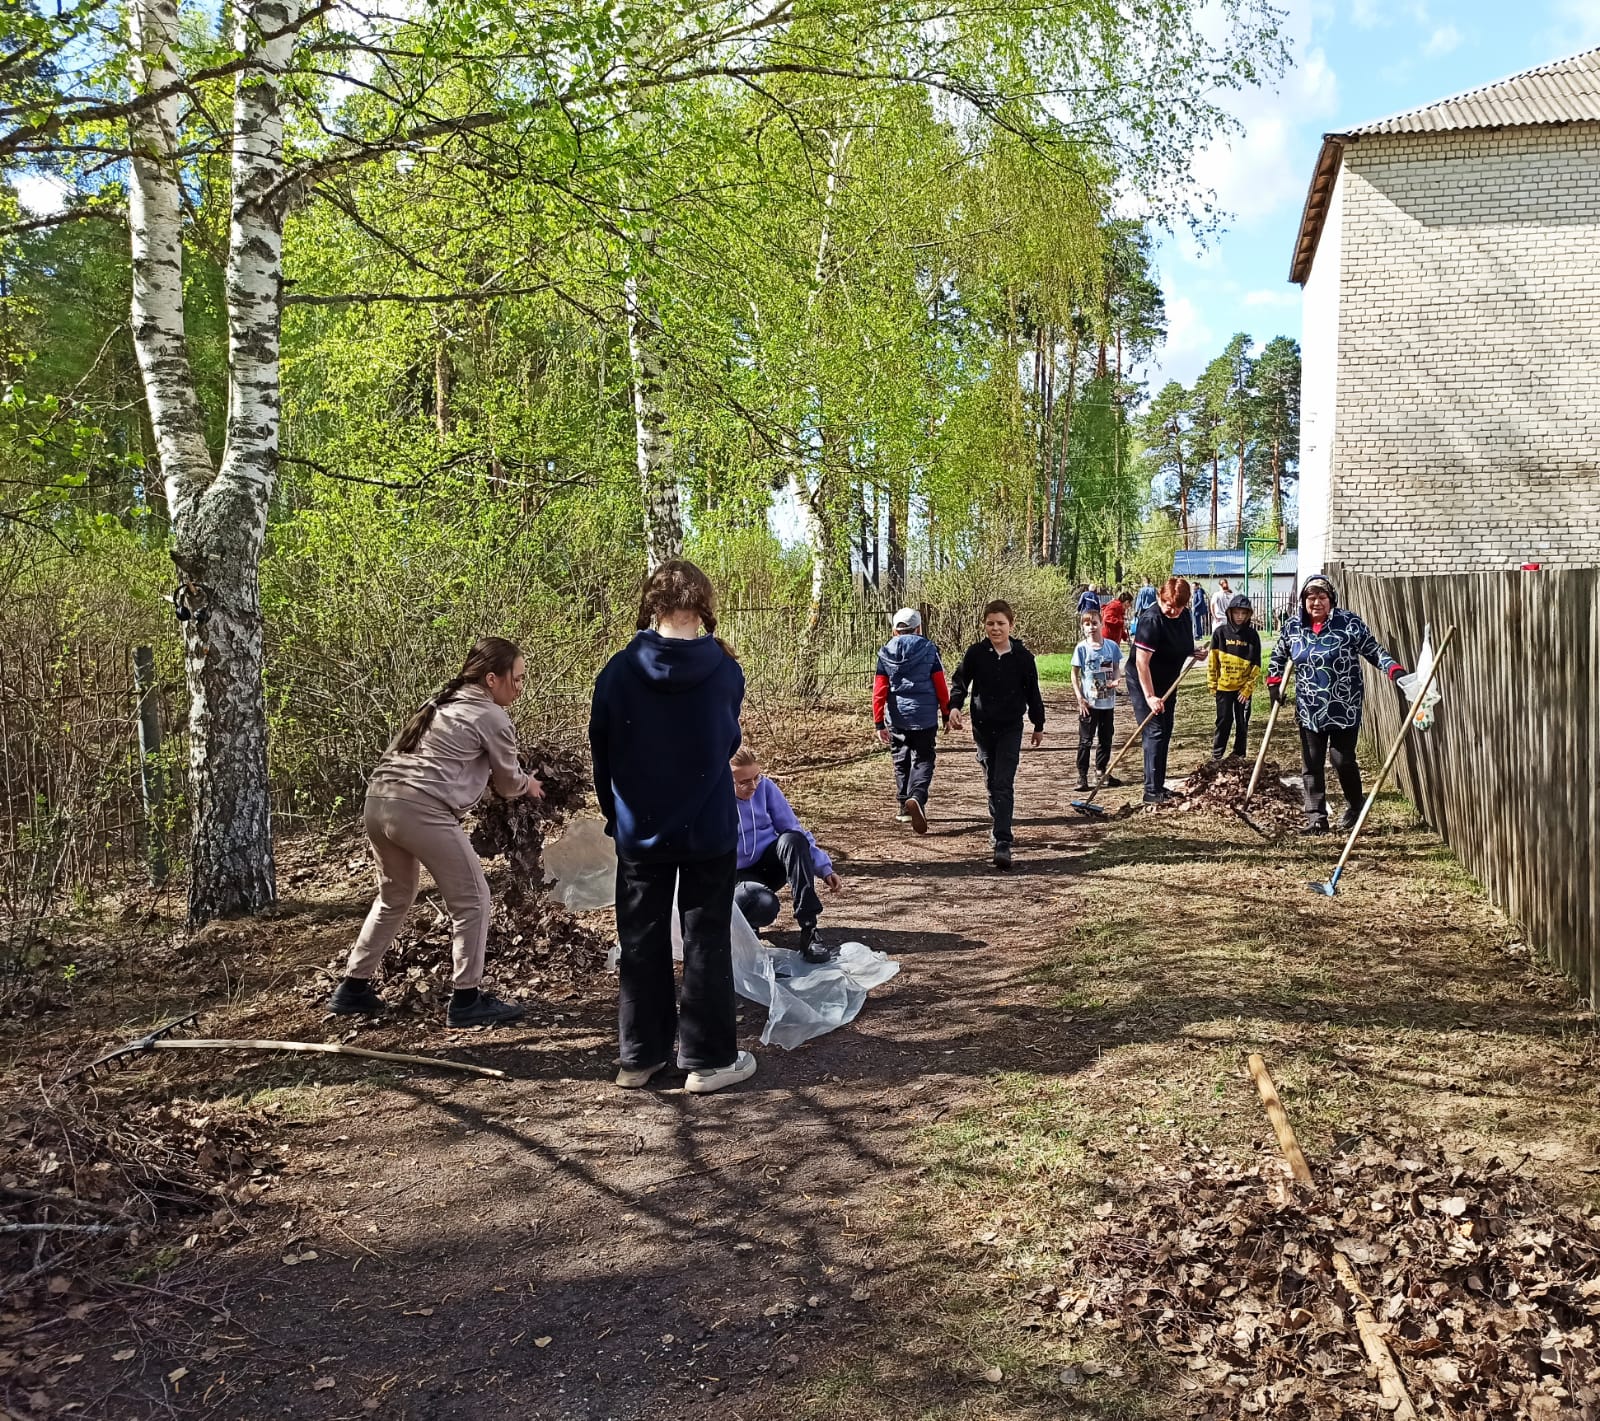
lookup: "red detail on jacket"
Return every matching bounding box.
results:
[872,674,890,726]
[931,669,950,717]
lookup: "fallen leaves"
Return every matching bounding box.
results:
[1051,1136,1600,1419]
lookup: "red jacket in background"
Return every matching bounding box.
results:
[1100,600,1127,644]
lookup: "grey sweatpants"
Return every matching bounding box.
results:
[344,794,491,989]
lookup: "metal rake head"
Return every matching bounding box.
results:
[63,1012,201,1083]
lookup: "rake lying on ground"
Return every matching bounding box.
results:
[61,1013,506,1082]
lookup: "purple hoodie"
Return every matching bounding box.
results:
[735,777,834,877]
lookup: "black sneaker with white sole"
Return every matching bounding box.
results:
[329,977,385,1015]
[798,926,836,964]
[447,990,526,1028]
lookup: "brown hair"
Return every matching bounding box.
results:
[1158,576,1193,611]
[982,599,1015,623]
[393,636,521,756]
[635,559,737,658]
[730,745,760,769]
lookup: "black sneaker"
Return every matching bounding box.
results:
[905,799,927,835]
[329,977,385,1016]
[1102,775,1123,788]
[1301,818,1330,836]
[1074,779,1090,792]
[993,845,1013,870]
[447,991,526,1028]
[1338,806,1360,832]
[798,926,835,964]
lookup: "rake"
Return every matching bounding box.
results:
[61,1013,506,1082]
[1233,692,1286,838]
[1071,655,1204,816]
[1308,625,1456,897]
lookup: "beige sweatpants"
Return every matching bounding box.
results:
[344,795,491,989]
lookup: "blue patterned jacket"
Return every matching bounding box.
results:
[1268,607,1401,732]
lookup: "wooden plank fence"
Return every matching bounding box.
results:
[1336,566,1600,1004]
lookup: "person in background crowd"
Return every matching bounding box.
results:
[1266,573,1406,835]
[731,746,841,963]
[330,637,542,1027]
[1099,589,1128,649]
[1075,583,1102,615]
[1130,577,1207,807]
[1071,608,1121,793]
[1211,577,1234,632]
[873,607,949,834]
[1208,593,1261,759]
[1132,575,1158,621]
[948,600,1046,870]
[590,559,755,1094]
[1191,582,1211,641]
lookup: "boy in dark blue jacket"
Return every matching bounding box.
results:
[872,608,949,834]
[590,561,753,1095]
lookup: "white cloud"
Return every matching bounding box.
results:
[1185,41,1339,229]
[1545,0,1600,48]
[1243,288,1301,309]
[1161,290,1215,361]
[11,172,69,216]
[1423,22,1462,56]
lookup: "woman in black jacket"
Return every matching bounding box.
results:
[948,600,1046,870]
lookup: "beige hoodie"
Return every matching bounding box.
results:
[366,684,526,816]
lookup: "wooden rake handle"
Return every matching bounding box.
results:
[1242,696,1283,809]
[1091,654,1205,791]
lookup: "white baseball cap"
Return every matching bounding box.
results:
[892,607,921,631]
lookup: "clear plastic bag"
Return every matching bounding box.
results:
[542,818,619,911]
[1396,625,1443,731]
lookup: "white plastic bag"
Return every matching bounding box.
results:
[590,884,900,1049]
[1396,625,1443,731]
[543,818,619,911]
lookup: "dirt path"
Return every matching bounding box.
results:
[14,687,1600,1420]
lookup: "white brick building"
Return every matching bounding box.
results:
[1290,49,1600,576]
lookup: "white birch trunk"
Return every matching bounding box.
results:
[129,0,298,923]
[625,237,681,571]
[791,132,850,699]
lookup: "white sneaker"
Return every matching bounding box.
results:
[685,1050,758,1094]
[615,1060,667,1089]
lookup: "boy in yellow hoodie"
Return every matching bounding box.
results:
[1207,594,1261,759]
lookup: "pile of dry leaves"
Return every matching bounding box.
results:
[1170,755,1303,831]
[2,1090,285,1295]
[319,738,609,1010]
[1046,1138,1600,1417]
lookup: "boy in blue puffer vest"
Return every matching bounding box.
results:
[730,746,842,963]
[872,607,950,833]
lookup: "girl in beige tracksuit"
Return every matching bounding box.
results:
[329,637,542,1028]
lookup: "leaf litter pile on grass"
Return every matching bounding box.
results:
[313,739,609,1010]
[1175,755,1303,831]
[1046,1136,1600,1417]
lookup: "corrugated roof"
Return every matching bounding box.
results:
[1289,46,1600,283]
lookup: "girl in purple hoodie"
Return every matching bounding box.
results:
[730,747,842,963]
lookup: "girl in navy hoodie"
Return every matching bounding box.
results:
[589,561,753,1094]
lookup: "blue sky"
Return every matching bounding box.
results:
[1145,0,1600,392]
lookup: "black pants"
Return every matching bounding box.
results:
[615,851,737,1072]
[1298,725,1363,825]
[1213,692,1252,759]
[891,726,938,807]
[1126,676,1177,802]
[1076,707,1115,779]
[734,832,823,933]
[971,721,1024,849]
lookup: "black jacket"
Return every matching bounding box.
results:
[949,639,1046,730]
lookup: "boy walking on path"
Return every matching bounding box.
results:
[948,600,1046,870]
[873,607,949,834]
[1070,609,1122,792]
[1207,593,1261,759]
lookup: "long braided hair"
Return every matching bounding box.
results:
[635,559,738,659]
[392,637,521,755]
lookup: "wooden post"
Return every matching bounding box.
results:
[1246,1053,1313,1185]
[133,646,168,889]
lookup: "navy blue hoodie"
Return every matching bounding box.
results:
[589,630,746,862]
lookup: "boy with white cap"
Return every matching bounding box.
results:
[872,607,949,833]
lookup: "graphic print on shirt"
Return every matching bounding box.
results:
[1073,640,1120,711]
[1269,608,1399,731]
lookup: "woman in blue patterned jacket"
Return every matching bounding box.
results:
[1266,573,1406,835]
